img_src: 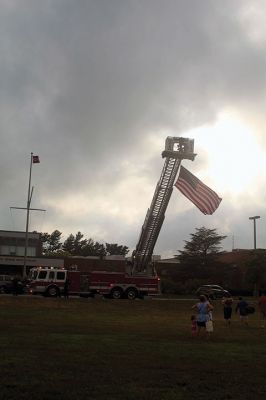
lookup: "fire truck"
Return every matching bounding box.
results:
[27,267,160,299]
[27,137,195,299]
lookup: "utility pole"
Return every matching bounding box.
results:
[249,215,260,250]
[10,153,45,278]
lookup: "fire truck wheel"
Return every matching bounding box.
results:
[125,288,138,300]
[46,286,60,297]
[110,287,123,299]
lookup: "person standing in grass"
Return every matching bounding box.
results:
[258,292,266,328]
[235,297,249,326]
[222,293,233,326]
[192,295,214,336]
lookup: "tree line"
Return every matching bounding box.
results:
[40,226,223,260]
[41,226,224,260]
[39,230,130,257]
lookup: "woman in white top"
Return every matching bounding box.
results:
[192,295,214,335]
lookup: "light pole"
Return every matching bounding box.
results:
[249,216,260,250]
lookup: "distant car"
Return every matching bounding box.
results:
[0,275,14,293]
[0,275,25,294]
[196,285,230,299]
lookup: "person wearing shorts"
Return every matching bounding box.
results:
[192,295,213,335]
[222,294,233,325]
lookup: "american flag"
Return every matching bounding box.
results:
[32,155,40,163]
[175,166,222,215]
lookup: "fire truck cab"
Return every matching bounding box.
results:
[27,267,80,297]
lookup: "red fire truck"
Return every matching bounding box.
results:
[27,267,160,299]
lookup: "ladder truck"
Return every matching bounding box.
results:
[27,137,195,300]
[131,136,196,275]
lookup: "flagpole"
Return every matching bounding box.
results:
[23,152,33,279]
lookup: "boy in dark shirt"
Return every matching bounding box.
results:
[235,297,249,326]
[222,294,233,325]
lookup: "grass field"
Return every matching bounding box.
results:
[0,295,265,400]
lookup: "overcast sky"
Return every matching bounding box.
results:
[1,0,266,258]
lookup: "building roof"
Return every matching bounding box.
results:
[0,230,40,239]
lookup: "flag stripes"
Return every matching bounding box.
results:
[175,166,222,215]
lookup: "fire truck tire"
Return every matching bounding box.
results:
[110,287,123,299]
[125,288,138,300]
[46,285,60,297]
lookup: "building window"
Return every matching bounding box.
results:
[16,247,25,256]
[9,246,16,255]
[0,245,37,257]
[26,247,36,257]
[0,246,9,255]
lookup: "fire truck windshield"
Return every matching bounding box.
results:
[29,269,38,280]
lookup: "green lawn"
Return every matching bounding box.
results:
[0,296,265,400]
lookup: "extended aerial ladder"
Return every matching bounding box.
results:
[131,137,196,275]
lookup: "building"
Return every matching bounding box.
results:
[0,230,42,257]
[0,230,127,276]
[0,230,64,275]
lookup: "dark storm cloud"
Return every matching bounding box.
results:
[1,1,266,254]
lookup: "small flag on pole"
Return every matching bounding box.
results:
[32,155,40,163]
[175,166,222,215]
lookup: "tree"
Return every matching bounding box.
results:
[41,230,62,255]
[90,241,106,257]
[177,227,227,266]
[80,238,97,256]
[62,233,107,257]
[42,230,129,258]
[62,233,75,255]
[46,249,72,258]
[62,232,88,255]
[105,243,129,256]
[73,232,88,255]
[81,239,106,257]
